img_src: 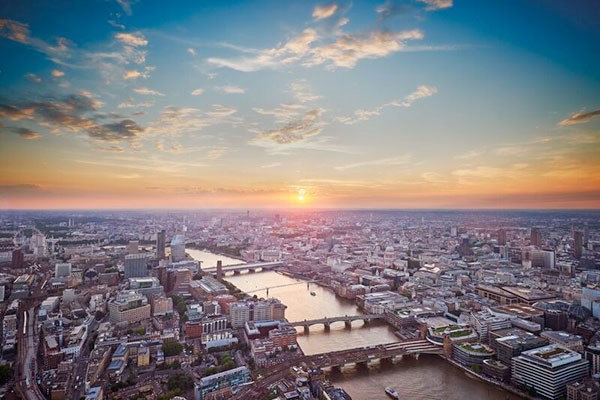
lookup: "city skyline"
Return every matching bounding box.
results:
[1,0,599,210]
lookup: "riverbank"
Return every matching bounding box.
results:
[441,355,535,400]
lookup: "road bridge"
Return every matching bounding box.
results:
[202,261,283,275]
[233,340,442,399]
[288,314,385,332]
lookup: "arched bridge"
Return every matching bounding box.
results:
[288,314,385,332]
[233,340,442,399]
[202,261,283,275]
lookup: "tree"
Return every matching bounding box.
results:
[162,341,184,357]
[167,373,194,392]
[0,364,11,385]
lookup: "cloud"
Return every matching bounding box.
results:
[218,85,246,94]
[25,73,43,83]
[290,81,321,103]
[114,32,148,47]
[148,105,241,137]
[116,0,137,16]
[0,19,30,44]
[261,162,282,169]
[338,85,437,124]
[134,87,164,96]
[376,1,413,20]
[253,108,324,145]
[386,85,437,108]
[0,92,145,144]
[0,183,44,193]
[7,127,41,140]
[207,10,424,72]
[87,119,144,142]
[187,48,197,56]
[454,150,484,160]
[416,0,453,11]
[51,69,65,78]
[0,19,73,63]
[559,108,600,126]
[313,4,339,20]
[118,100,154,108]
[335,154,411,171]
[191,88,204,96]
[108,20,126,29]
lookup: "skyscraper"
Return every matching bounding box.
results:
[55,262,72,278]
[531,228,542,247]
[11,248,23,269]
[156,229,166,260]
[497,229,507,246]
[171,234,186,262]
[574,230,584,259]
[127,240,139,255]
[124,254,148,278]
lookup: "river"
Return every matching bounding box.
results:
[225,270,521,400]
[186,248,245,268]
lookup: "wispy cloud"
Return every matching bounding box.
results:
[312,4,339,21]
[338,85,437,124]
[559,108,600,126]
[191,88,204,96]
[0,19,74,63]
[335,154,411,171]
[416,0,453,11]
[252,108,324,145]
[25,73,42,83]
[260,162,282,169]
[114,32,148,47]
[206,7,425,72]
[134,87,164,96]
[6,127,42,140]
[147,104,241,138]
[51,69,65,78]
[217,85,246,94]
[115,0,137,16]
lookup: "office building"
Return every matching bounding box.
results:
[108,290,151,323]
[575,231,584,259]
[128,277,164,297]
[127,240,139,255]
[511,344,589,400]
[541,331,584,352]
[156,229,166,260]
[11,248,24,269]
[531,228,543,247]
[194,366,250,400]
[229,299,287,328]
[55,262,72,279]
[151,295,173,316]
[490,328,549,367]
[124,254,148,278]
[470,309,511,342]
[567,379,600,400]
[498,229,507,245]
[171,234,186,262]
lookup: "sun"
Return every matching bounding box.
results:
[296,188,306,203]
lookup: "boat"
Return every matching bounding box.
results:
[310,291,316,296]
[385,387,399,399]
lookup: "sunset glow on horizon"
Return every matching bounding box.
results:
[1,1,599,210]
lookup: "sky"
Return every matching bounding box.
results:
[0,0,599,210]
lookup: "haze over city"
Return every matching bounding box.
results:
[1,0,599,210]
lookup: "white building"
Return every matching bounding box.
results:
[511,344,589,400]
[171,234,186,262]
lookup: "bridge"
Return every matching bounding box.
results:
[288,314,385,332]
[202,261,283,275]
[233,340,442,399]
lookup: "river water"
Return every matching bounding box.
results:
[186,248,245,268]
[225,270,521,400]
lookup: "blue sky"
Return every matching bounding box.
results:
[1,0,599,209]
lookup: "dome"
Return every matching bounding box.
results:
[568,302,591,321]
